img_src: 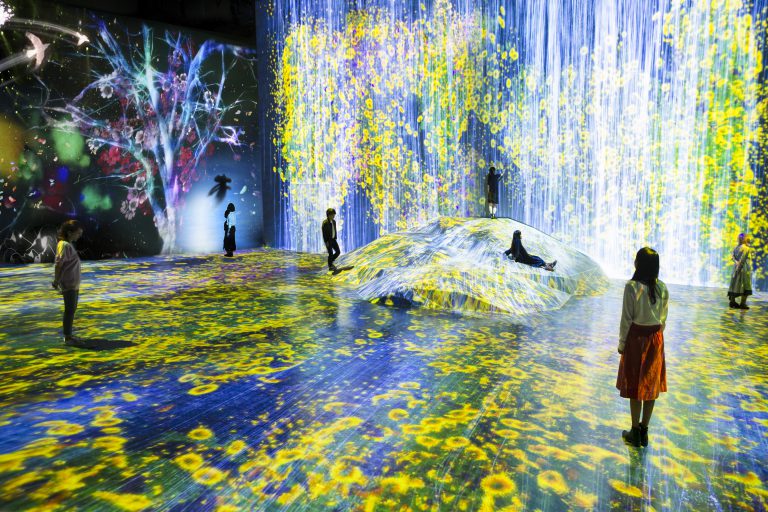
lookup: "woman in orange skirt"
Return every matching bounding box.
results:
[616,247,669,447]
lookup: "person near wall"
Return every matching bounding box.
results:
[728,233,752,310]
[224,203,237,257]
[616,247,669,448]
[52,220,86,347]
[322,208,340,272]
[503,230,557,271]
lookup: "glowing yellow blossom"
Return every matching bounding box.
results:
[609,479,643,498]
[192,466,227,486]
[226,440,247,456]
[379,475,425,494]
[537,470,569,495]
[37,421,84,437]
[188,384,219,395]
[174,452,204,472]
[92,491,152,511]
[415,435,440,448]
[188,427,213,441]
[330,461,366,485]
[481,473,516,496]
[445,436,470,449]
[93,436,127,452]
[388,408,409,421]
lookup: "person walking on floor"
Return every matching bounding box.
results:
[52,220,86,347]
[616,247,669,448]
[486,166,504,219]
[728,233,752,310]
[504,230,557,271]
[224,203,237,257]
[322,208,340,272]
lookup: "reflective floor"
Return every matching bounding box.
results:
[0,250,766,511]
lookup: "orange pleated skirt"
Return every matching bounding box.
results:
[616,323,667,400]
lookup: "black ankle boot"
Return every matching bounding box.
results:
[622,426,641,447]
[639,423,648,447]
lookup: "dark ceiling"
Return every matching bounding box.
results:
[56,0,258,45]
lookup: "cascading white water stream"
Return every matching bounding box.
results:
[273,0,765,286]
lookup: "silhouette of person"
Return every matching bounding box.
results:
[209,174,232,203]
[322,208,340,271]
[223,203,236,257]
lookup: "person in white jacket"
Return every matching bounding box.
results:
[52,220,85,346]
[616,247,669,448]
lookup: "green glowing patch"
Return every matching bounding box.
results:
[81,185,112,212]
[51,128,87,167]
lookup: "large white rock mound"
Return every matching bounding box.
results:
[331,217,608,314]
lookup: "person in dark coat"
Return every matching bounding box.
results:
[486,166,504,219]
[504,230,556,271]
[223,203,237,257]
[322,208,340,271]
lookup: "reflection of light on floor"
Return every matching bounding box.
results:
[0,250,766,510]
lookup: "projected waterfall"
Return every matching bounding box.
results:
[271,0,767,287]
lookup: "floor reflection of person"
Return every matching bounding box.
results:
[322,208,340,272]
[52,220,85,347]
[728,233,752,310]
[224,203,236,257]
[616,247,669,448]
[503,230,556,271]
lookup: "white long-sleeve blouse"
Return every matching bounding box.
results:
[618,279,669,352]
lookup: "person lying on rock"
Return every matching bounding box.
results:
[504,230,557,271]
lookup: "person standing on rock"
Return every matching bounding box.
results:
[504,230,556,271]
[486,166,504,219]
[322,208,340,272]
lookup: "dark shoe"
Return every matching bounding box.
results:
[738,304,749,310]
[64,336,87,347]
[622,426,641,447]
[639,423,648,447]
[329,266,337,272]
[729,301,739,308]
[551,260,557,268]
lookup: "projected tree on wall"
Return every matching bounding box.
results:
[47,21,243,253]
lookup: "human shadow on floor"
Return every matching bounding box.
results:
[70,338,136,350]
[332,265,354,275]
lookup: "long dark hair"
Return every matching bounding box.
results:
[631,247,660,304]
[57,220,81,241]
[225,203,235,218]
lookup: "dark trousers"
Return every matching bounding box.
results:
[326,239,340,268]
[62,289,79,336]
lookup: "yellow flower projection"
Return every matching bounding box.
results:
[481,473,516,497]
[273,0,767,288]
